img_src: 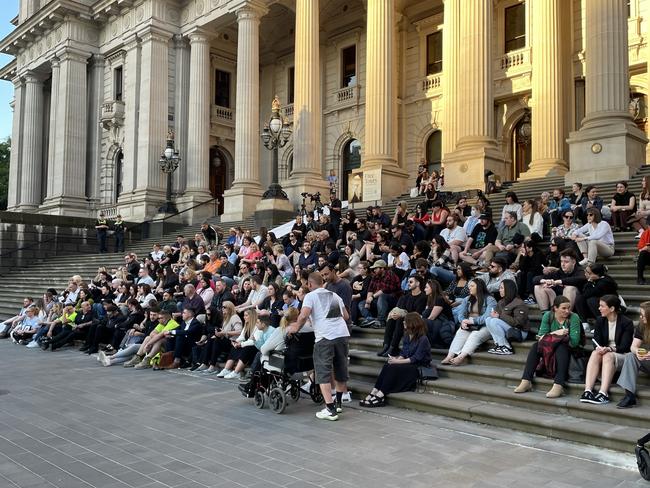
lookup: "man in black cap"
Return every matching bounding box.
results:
[95,212,109,253]
[459,213,498,266]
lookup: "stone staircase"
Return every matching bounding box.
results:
[345,166,650,453]
[2,170,650,453]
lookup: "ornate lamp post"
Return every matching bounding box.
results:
[158,130,181,214]
[260,95,292,199]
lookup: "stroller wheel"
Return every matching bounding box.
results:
[269,387,287,414]
[254,391,266,409]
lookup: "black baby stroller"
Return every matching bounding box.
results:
[247,331,323,414]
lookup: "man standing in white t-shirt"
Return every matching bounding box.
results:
[287,272,350,421]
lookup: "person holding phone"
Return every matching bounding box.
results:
[580,295,633,404]
[616,301,650,408]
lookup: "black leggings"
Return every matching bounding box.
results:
[522,341,570,385]
[200,337,232,365]
[638,251,650,280]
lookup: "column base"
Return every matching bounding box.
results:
[39,196,91,217]
[114,189,168,222]
[283,174,330,205]
[222,185,263,223]
[13,204,40,214]
[175,191,216,225]
[350,163,409,204]
[443,144,508,192]
[566,121,647,185]
[518,159,569,180]
[255,198,296,227]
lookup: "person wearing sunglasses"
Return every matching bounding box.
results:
[552,210,580,239]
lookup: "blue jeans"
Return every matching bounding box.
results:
[358,293,396,324]
[485,317,524,346]
[429,265,455,287]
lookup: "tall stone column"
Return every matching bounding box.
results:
[524,0,569,178]
[45,58,60,203]
[135,27,170,201]
[86,54,105,202]
[184,30,212,201]
[441,0,460,158]
[567,0,647,183]
[41,47,89,215]
[284,0,328,202]
[443,0,506,191]
[120,35,140,200]
[173,35,190,196]
[223,2,267,222]
[17,72,44,211]
[6,77,24,211]
[360,0,407,201]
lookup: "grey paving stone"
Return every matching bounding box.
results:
[0,341,645,488]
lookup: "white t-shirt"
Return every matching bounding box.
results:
[388,252,410,271]
[303,287,350,342]
[440,226,467,244]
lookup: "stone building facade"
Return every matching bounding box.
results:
[1,0,650,223]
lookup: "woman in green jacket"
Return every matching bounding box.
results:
[514,295,582,398]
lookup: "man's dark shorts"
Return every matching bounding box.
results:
[313,336,349,384]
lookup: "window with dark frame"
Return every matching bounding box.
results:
[426,31,443,75]
[341,45,356,88]
[288,66,295,104]
[114,66,123,101]
[504,3,526,53]
[214,69,231,108]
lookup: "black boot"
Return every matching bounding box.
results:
[616,390,637,409]
[377,344,390,357]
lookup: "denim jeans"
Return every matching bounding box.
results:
[358,293,396,323]
[429,265,455,287]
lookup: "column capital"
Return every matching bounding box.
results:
[173,34,190,49]
[55,46,90,64]
[90,53,105,67]
[123,33,140,51]
[230,0,268,22]
[137,25,174,44]
[50,56,60,69]
[23,70,45,84]
[187,28,213,45]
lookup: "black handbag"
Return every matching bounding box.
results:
[418,365,438,381]
[567,349,588,384]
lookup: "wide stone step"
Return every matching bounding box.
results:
[346,379,641,453]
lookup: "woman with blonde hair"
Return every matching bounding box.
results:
[392,201,409,226]
[616,301,650,408]
[217,308,258,377]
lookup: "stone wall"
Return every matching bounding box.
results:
[0,212,141,276]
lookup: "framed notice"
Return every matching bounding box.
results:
[348,173,362,203]
[363,168,382,202]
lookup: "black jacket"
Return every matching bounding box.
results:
[581,275,618,300]
[593,315,634,353]
[532,265,586,288]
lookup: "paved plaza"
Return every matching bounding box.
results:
[0,340,646,488]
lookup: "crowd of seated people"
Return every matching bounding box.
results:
[2,178,650,411]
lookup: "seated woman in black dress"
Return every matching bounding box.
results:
[359,312,432,408]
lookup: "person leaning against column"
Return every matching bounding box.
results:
[514,295,583,399]
[569,208,615,267]
[616,301,650,409]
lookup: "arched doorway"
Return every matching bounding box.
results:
[511,111,532,179]
[114,149,123,204]
[209,146,233,215]
[341,139,361,201]
[425,131,442,174]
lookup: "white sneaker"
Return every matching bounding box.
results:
[100,352,112,367]
[315,407,338,421]
[224,370,240,379]
[578,258,589,266]
[216,368,231,378]
[341,392,352,403]
[636,230,644,240]
[25,341,39,348]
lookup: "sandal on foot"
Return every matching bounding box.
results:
[359,395,385,408]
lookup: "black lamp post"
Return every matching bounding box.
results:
[158,131,181,214]
[261,95,292,199]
